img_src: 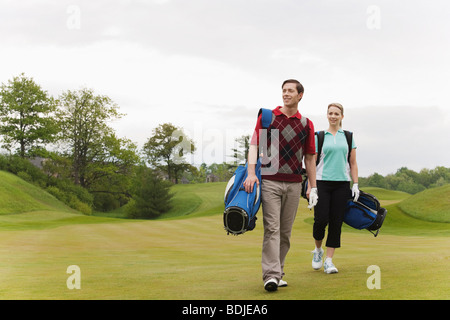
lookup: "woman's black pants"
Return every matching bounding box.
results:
[313,180,351,248]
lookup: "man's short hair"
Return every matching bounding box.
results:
[282,79,304,94]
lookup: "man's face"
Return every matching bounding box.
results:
[282,83,303,107]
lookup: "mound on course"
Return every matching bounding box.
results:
[0,170,77,215]
[0,171,123,231]
[398,184,450,223]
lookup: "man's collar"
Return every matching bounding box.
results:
[273,106,302,119]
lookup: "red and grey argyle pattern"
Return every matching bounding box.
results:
[260,113,309,182]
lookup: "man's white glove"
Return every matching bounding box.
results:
[308,187,318,209]
[352,183,360,202]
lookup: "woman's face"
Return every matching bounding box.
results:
[327,106,343,126]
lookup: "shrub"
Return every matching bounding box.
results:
[68,195,92,215]
[126,166,173,219]
[46,186,67,202]
[17,171,32,183]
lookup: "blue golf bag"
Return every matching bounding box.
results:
[223,108,272,235]
[344,190,387,237]
[223,158,262,235]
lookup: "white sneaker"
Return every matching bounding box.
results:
[278,279,288,287]
[324,259,338,274]
[312,248,324,270]
[264,278,278,292]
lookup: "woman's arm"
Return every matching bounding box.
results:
[349,148,358,184]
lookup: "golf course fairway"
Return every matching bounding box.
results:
[0,171,448,300]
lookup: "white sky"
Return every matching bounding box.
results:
[0,0,449,176]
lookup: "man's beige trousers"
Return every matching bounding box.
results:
[261,179,301,282]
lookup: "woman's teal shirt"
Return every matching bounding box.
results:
[315,129,356,181]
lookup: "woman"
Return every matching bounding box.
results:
[308,103,359,274]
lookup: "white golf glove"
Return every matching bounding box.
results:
[308,187,318,209]
[352,183,360,202]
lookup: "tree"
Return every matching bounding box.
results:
[84,133,140,210]
[55,88,141,210]
[207,162,234,182]
[0,73,58,157]
[143,123,196,184]
[361,166,450,194]
[366,172,388,189]
[126,165,173,219]
[56,88,125,187]
[231,134,250,165]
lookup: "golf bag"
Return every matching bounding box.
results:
[223,158,262,235]
[344,190,387,237]
[223,108,272,235]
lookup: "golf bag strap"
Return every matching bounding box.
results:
[258,108,273,129]
[344,130,353,162]
[315,131,325,166]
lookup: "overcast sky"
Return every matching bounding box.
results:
[0,0,449,176]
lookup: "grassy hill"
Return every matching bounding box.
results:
[398,184,450,223]
[0,171,123,231]
[0,170,77,215]
[0,172,448,300]
[162,182,225,219]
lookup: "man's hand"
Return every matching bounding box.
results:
[243,144,260,193]
[243,173,259,193]
[306,182,311,199]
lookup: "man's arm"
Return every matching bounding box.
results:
[304,153,318,208]
[243,144,259,193]
[305,153,317,198]
[304,153,316,188]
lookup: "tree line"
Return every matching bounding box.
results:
[0,74,194,218]
[359,166,450,194]
[1,74,447,219]
[0,73,247,218]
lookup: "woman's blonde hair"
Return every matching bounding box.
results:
[328,103,344,127]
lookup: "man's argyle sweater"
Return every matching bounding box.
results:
[251,106,316,182]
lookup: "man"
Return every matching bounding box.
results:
[243,79,318,292]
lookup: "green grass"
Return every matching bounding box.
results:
[0,171,76,215]
[0,171,127,231]
[398,184,450,223]
[92,182,224,220]
[359,187,411,201]
[159,182,225,219]
[0,171,448,300]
